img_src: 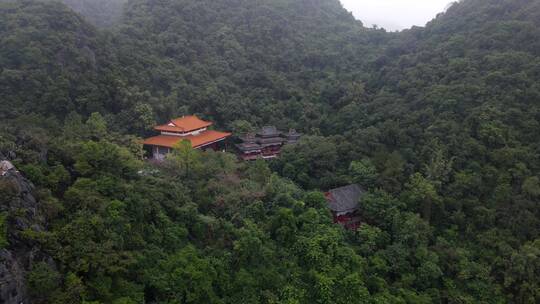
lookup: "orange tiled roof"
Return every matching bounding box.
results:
[143,130,231,149]
[154,125,186,133]
[154,115,213,133]
[143,135,182,148]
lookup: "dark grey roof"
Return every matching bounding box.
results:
[259,143,282,148]
[326,184,364,213]
[258,126,281,137]
[236,143,262,152]
[258,137,284,145]
[285,129,301,144]
[240,133,257,143]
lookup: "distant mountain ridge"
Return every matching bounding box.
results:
[58,0,127,27]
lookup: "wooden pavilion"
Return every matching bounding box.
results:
[325,184,365,230]
[236,127,302,160]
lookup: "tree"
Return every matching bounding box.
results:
[73,141,140,178]
[423,139,454,189]
[504,239,540,303]
[350,159,378,188]
[132,103,155,133]
[522,176,540,198]
[270,208,297,246]
[403,173,441,223]
[146,246,221,304]
[56,273,86,304]
[334,273,370,304]
[229,120,254,135]
[27,262,61,301]
[63,111,85,139]
[233,222,265,267]
[278,136,340,189]
[168,140,202,179]
[0,212,8,248]
[85,113,107,140]
[246,159,271,185]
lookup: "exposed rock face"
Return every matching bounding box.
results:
[0,250,27,304]
[0,158,51,304]
[0,161,15,176]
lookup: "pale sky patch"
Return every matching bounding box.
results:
[340,0,455,31]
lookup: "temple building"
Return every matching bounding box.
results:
[325,184,364,230]
[236,126,301,160]
[285,129,301,144]
[143,115,231,160]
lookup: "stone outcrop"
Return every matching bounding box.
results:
[0,156,52,304]
[0,161,15,177]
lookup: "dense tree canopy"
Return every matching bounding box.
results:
[1,0,540,303]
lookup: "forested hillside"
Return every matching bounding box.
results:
[113,0,389,132]
[0,0,143,125]
[0,0,539,303]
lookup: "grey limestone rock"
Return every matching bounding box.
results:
[0,161,52,304]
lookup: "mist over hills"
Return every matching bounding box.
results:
[60,0,127,27]
[1,0,540,303]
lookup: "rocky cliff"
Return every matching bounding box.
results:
[0,155,52,304]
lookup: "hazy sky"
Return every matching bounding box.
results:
[340,0,454,31]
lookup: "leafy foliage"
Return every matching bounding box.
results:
[0,0,539,303]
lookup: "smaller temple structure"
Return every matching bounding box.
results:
[143,115,231,160]
[285,129,301,144]
[325,184,364,230]
[236,133,263,161]
[236,126,301,160]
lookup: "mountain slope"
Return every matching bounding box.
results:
[1,0,540,303]
[316,2,540,301]
[0,0,117,118]
[59,0,127,27]
[114,0,388,128]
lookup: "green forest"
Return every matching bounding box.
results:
[1,0,540,303]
